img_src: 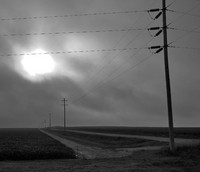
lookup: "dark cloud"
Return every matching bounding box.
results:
[0,0,200,127]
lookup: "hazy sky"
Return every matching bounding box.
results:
[0,0,200,128]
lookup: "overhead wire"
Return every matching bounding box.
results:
[166,0,177,8]
[72,32,157,105]
[0,10,148,21]
[80,19,153,89]
[72,54,156,105]
[169,25,200,45]
[0,28,146,37]
[168,9,200,18]
[72,37,156,105]
[0,47,148,57]
[169,45,200,50]
[169,27,200,34]
[81,37,156,98]
[167,2,200,45]
[69,0,159,103]
[167,2,200,26]
[70,0,160,104]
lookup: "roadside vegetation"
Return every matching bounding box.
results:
[158,144,200,165]
[0,128,76,161]
[120,144,200,172]
[142,144,200,171]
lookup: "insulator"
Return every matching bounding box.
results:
[155,12,162,19]
[155,48,163,54]
[155,30,163,37]
[148,27,160,30]
[149,46,161,49]
[148,9,160,12]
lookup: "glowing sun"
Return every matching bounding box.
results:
[21,49,55,76]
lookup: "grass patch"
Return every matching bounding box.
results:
[0,128,76,161]
[155,144,200,168]
[159,144,200,158]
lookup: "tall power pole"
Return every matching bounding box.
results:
[162,0,175,151]
[61,98,68,130]
[49,113,51,129]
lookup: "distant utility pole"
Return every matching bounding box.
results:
[61,98,68,130]
[49,113,51,129]
[162,0,175,151]
[44,120,47,128]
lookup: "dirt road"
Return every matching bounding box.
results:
[41,130,162,159]
[67,130,200,146]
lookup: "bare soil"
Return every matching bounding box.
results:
[0,128,76,160]
[0,147,200,172]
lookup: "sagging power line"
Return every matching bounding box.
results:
[0,10,148,21]
[0,28,145,37]
[0,47,149,57]
[70,0,160,102]
[70,0,159,101]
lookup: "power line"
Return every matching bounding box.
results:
[0,10,148,22]
[71,0,160,104]
[169,25,200,44]
[71,25,156,104]
[169,27,200,34]
[72,35,156,105]
[69,0,160,101]
[79,21,155,92]
[0,47,148,57]
[72,53,156,105]
[168,2,200,25]
[168,9,200,18]
[0,28,146,37]
[89,37,155,92]
[169,45,200,50]
[166,0,177,8]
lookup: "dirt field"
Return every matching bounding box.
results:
[0,128,76,160]
[0,146,200,172]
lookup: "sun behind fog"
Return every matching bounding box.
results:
[21,49,55,76]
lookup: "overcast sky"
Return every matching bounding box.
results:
[0,0,200,128]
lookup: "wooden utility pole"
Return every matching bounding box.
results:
[61,98,68,130]
[162,0,175,151]
[49,113,51,129]
[44,120,47,128]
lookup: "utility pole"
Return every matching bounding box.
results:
[61,98,68,130]
[162,0,175,151]
[44,120,46,128]
[49,113,51,129]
